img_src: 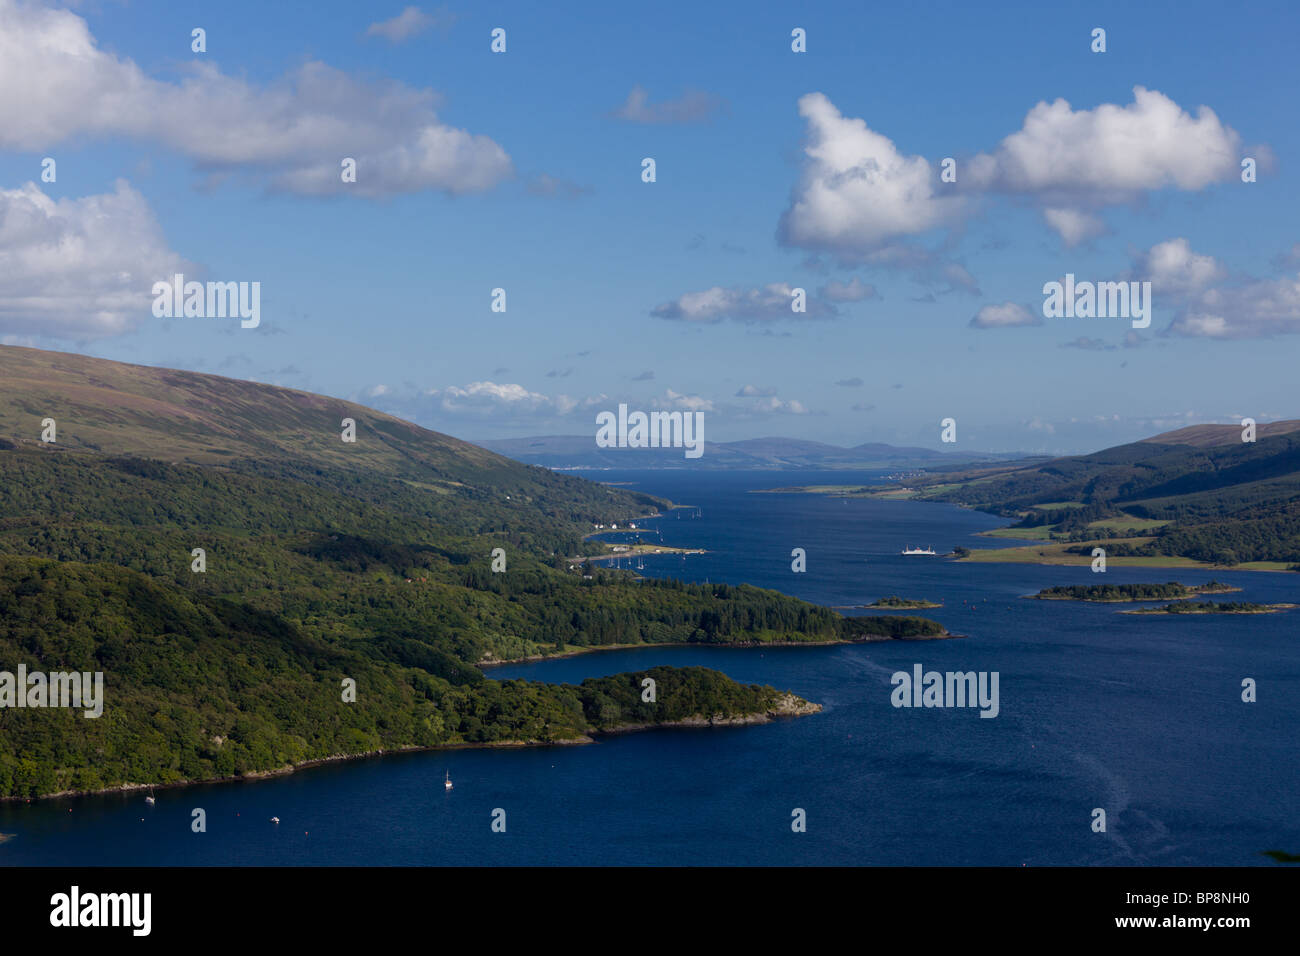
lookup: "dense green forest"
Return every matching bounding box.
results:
[0,446,849,799]
[841,614,947,638]
[0,346,945,798]
[0,557,789,797]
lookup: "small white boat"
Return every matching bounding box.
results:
[144,796,155,806]
[270,816,280,824]
[901,545,938,555]
[444,771,453,792]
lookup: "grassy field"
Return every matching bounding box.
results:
[959,537,1293,571]
[912,482,969,496]
[788,484,870,495]
[980,526,1061,540]
[979,513,1168,541]
[1085,516,1170,532]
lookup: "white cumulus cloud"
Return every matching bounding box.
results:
[778,92,965,254]
[969,86,1247,243]
[969,87,1242,195]
[1168,273,1300,339]
[1131,238,1227,294]
[0,181,189,339]
[0,0,511,198]
[778,87,1257,252]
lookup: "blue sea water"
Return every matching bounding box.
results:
[2,469,1296,866]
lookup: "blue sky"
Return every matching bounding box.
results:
[1,0,1297,454]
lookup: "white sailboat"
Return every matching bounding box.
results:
[444,771,453,792]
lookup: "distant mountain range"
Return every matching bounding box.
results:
[474,434,1026,470]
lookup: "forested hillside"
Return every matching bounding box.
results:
[907,428,1300,566]
[0,346,935,798]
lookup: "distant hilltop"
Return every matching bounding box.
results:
[473,434,1023,470]
[1138,421,1300,448]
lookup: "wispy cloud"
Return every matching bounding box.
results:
[1125,238,1300,339]
[526,173,590,199]
[819,277,877,303]
[651,283,836,323]
[969,302,1041,329]
[365,6,454,43]
[1168,272,1300,339]
[611,85,725,124]
[425,381,604,418]
[1060,336,1115,351]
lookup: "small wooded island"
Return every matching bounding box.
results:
[1121,601,1295,615]
[866,596,942,609]
[1025,581,1240,602]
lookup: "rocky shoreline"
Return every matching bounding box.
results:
[595,693,822,734]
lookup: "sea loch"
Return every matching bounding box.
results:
[1,470,1295,866]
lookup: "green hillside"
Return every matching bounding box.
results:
[902,427,1300,566]
[0,346,936,798]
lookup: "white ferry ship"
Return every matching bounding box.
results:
[900,545,937,555]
